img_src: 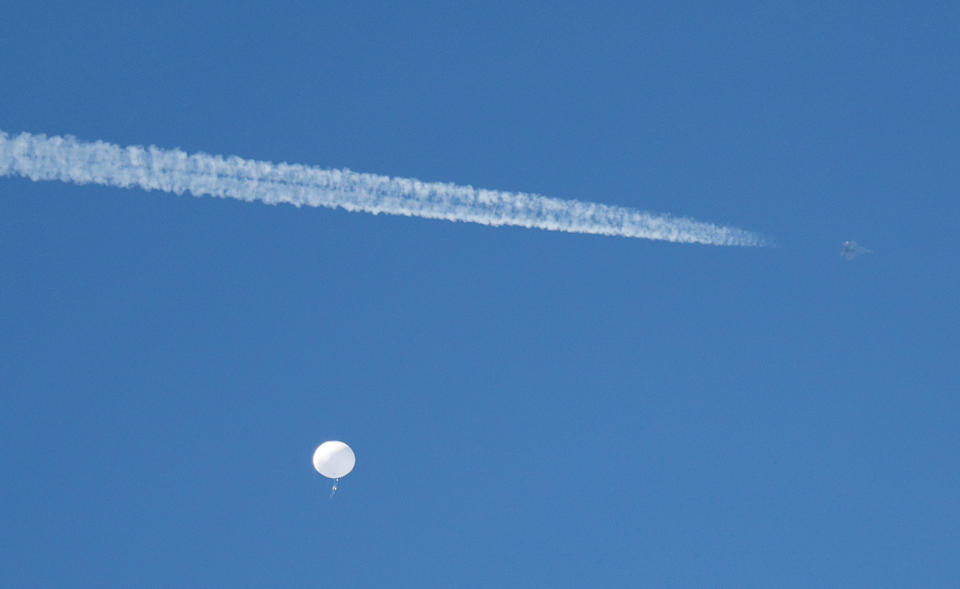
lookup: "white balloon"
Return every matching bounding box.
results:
[312,441,356,479]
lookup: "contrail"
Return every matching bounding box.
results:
[0,130,766,246]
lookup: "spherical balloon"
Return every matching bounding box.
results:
[312,441,356,479]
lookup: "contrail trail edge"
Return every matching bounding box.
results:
[0,130,765,246]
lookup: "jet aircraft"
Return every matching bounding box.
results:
[841,240,872,261]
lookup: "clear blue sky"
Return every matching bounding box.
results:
[1,2,958,586]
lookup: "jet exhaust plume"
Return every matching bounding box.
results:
[0,130,766,246]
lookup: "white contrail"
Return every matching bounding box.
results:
[0,130,766,246]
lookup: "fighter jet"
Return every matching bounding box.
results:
[841,240,872,261]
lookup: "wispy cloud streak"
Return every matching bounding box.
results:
[0,131,765,246]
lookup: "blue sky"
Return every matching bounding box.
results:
[1,1,958,586]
